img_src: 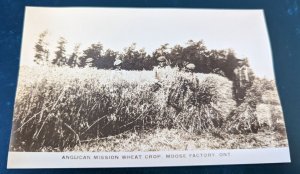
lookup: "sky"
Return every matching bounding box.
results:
[21,7,275,79]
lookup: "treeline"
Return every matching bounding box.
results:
[34,31,257,103]
[34,31,251,80]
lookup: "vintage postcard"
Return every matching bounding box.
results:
[7,7,290,168]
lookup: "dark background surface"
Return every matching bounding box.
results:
[0,0,299,173]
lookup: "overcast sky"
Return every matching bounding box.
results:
[21,7,275,79]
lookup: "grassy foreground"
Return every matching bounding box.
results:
[59,129,288,152]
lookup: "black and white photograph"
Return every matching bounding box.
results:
[8,7,290,168]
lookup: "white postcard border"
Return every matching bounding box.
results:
[7,147,290,168]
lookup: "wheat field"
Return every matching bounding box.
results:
[10,66,288,152]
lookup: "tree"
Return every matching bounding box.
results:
[209,49,227,76]
[52,37,67,67]
[169,44,184,68]
[34,31,49,65]
[67,44,81,68]
[142,54,156,70]
[152,44,171,67]
[78,43,103,68]
[181,40,207,72]
[95,49,117,69]
[121,43,149,70]
[135,48,148,70]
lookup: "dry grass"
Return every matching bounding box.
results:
[10,66,287,152]
[60,129,288,152]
